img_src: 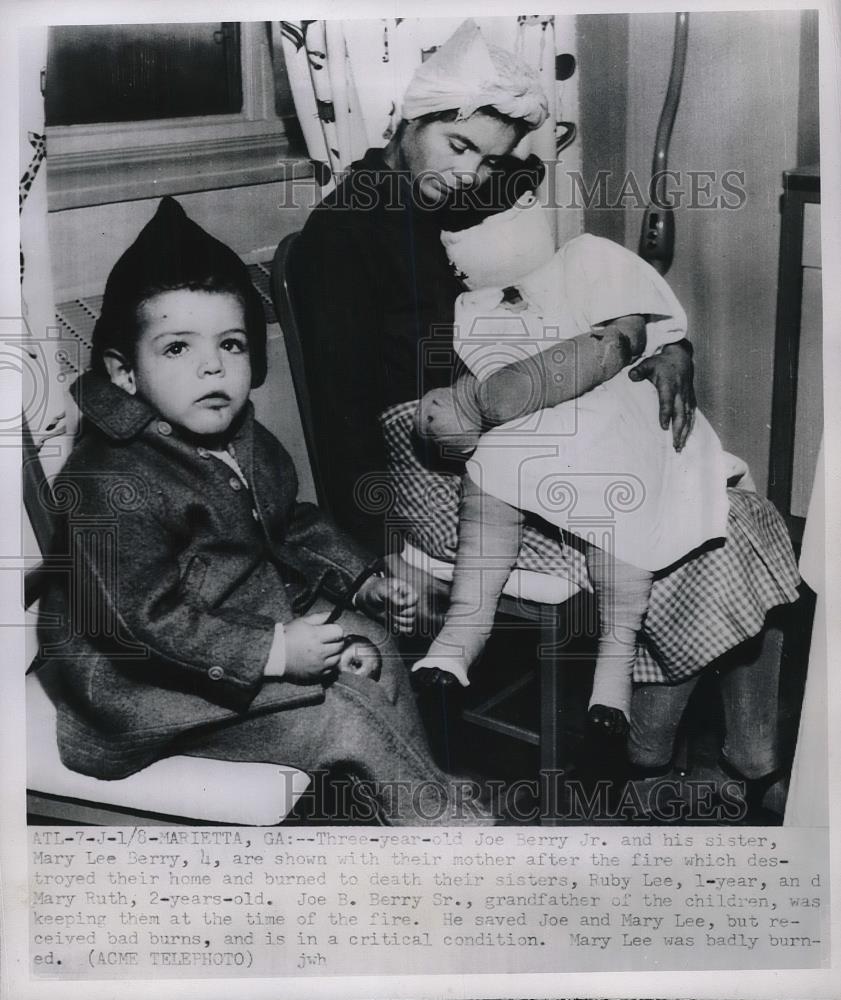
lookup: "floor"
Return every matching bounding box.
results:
[412,589,814,827]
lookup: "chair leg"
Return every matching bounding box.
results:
[539,605,565,826]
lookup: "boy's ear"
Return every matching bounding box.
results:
[102,349,137,395]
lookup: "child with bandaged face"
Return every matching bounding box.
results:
[413,195,731,738]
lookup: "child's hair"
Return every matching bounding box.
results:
[91,197,268,387]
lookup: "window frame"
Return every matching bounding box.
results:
[46,21,311,211]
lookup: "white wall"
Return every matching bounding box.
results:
[49,181,316,301]
[625,10,803,490]
[253,328,316,503]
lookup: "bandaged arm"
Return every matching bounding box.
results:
[464,234,690,430]
[473,314,647,425]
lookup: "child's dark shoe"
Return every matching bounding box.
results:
[587,703,630,739]
[578,705,631,820]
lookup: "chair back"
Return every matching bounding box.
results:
[270,233,331,515]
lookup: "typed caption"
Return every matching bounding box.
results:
[29,826,828,978]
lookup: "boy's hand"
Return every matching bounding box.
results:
[355,576,418,634]
[283,612,345,684]
[628,339,696,451]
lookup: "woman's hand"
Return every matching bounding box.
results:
[628,340,696,451]
[283,612,345,684]
[355,576,418,634]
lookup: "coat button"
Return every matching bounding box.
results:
[208,666,224,681]
[229,476,242,491]
[156,421,172,436]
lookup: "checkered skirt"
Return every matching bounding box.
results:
[380,400,800,684]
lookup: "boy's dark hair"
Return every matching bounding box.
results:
[91,197,267,387]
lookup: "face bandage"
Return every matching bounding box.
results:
[401,19,549,130]
[441,192,555,290]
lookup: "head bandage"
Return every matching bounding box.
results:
[401,19,549,130]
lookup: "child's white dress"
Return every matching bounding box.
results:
[452,232,731,572]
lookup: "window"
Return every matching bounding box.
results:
[46,23,244,125]
[46,21,309,211]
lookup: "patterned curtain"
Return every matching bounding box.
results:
[272,16,582,242]
[19,29,51,352]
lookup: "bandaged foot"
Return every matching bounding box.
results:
[413,476,523,688]
[584,543,654,731]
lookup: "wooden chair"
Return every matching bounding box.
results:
[271,233,590,824]
[23,418,311,826]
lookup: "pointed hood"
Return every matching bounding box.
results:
[91,196,267,387]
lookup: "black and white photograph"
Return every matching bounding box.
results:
[2,0,839,995]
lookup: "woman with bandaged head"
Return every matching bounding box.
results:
[292,19,800,819]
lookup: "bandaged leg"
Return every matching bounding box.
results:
[413,475,522,687]
[584,542,653,728]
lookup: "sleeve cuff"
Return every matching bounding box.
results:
[264,622,287,677]
[348,560,386,611]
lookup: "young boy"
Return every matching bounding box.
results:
[37,196,481,825]
[412,198,731,738]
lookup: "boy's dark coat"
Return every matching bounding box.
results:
[38,373,373,779]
